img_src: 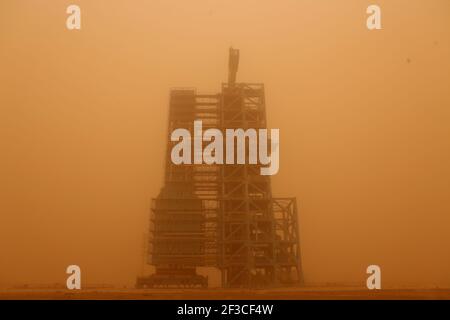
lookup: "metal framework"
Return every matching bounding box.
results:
[136,49,302,289]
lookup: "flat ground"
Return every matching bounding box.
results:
[1,288,450,300]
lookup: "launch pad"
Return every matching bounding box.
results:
[136,48,303,289]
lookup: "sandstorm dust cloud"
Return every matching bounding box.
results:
[0,0,449,288]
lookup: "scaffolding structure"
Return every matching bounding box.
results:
[136,49,302,289]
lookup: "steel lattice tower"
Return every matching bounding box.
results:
[136,49,303,289]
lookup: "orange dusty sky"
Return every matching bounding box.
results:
[0,0,449,288]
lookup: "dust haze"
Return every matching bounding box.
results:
[0,0,449,288]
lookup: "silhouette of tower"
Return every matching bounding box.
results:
[136,48,302,288]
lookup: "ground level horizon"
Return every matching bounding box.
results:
[1,287,449,300]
